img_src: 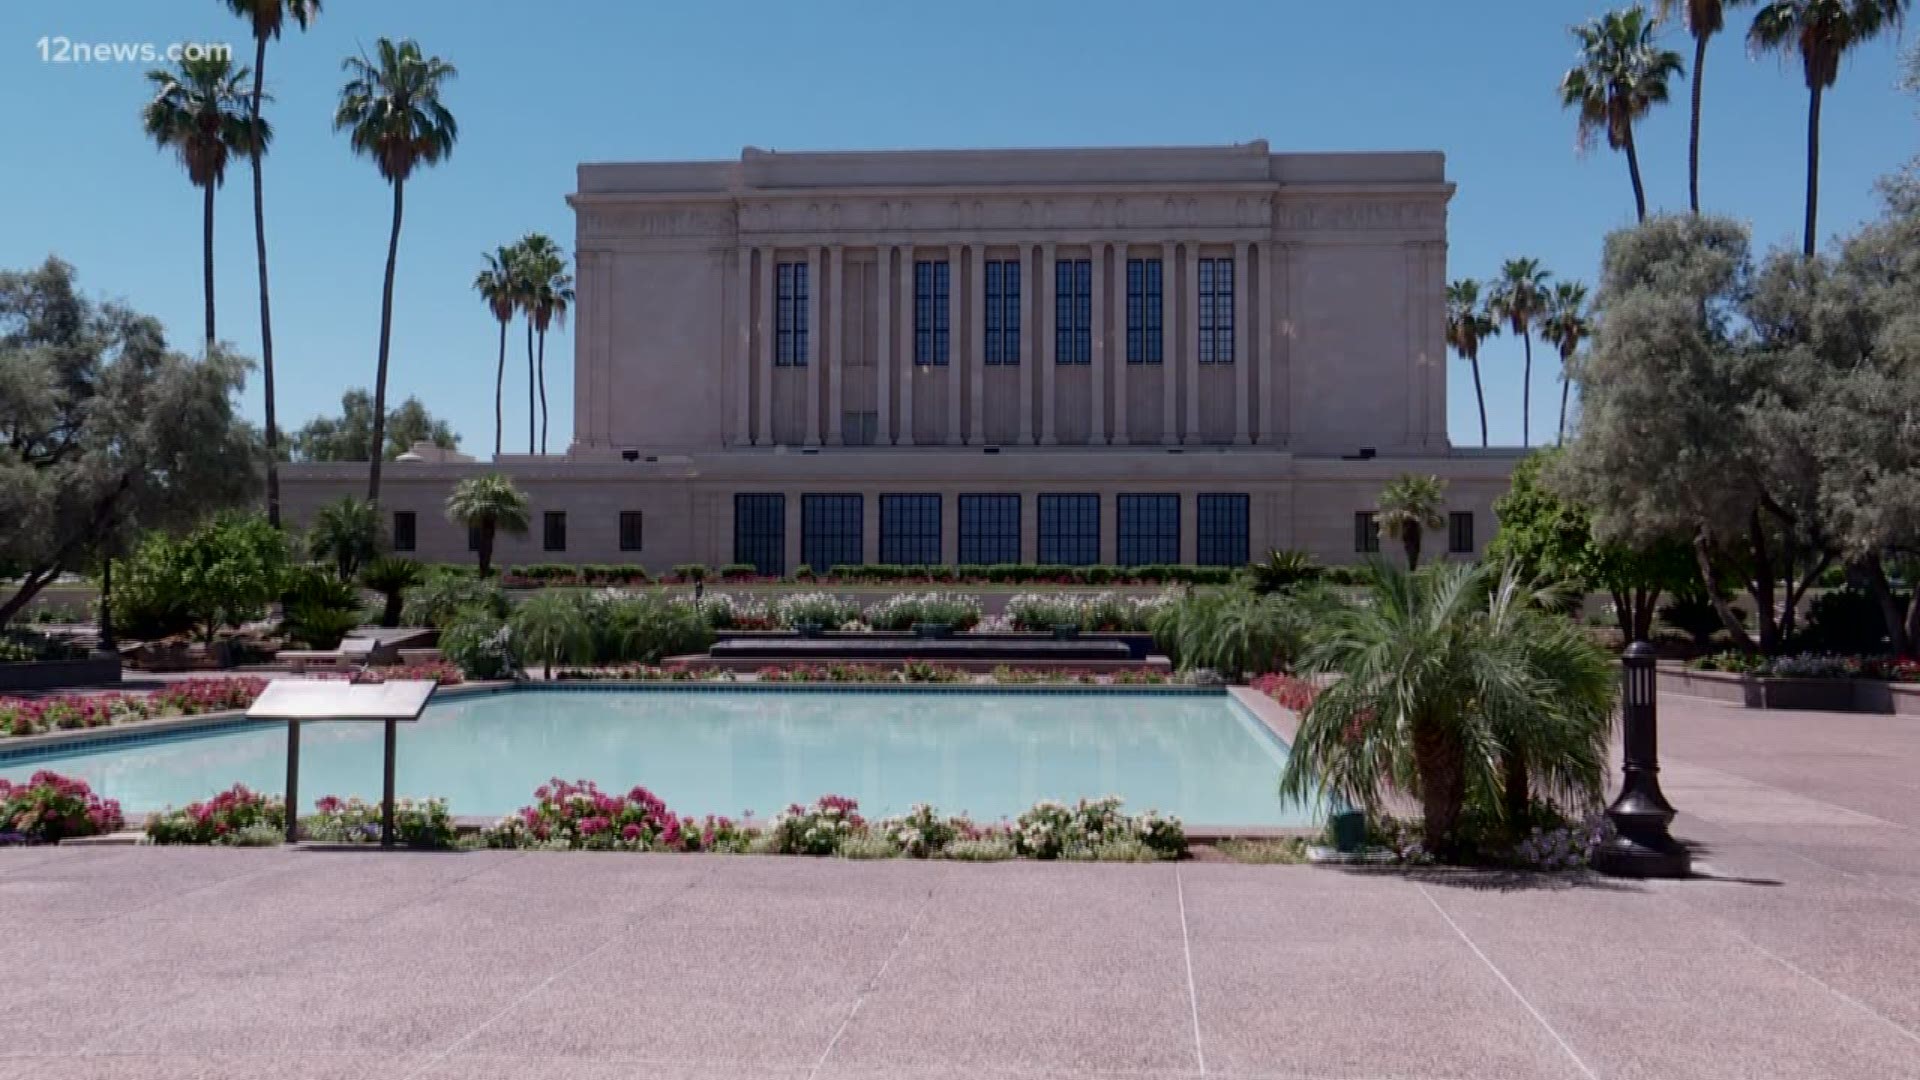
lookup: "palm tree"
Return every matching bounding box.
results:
[141,55,264,356]
[1656,1,1756,212]
[510,591,593,679]
[1278,561,1617,857]
[1541,281,1593,444]
[445,473,529,577]
[514,233,566,454]
[306,495,384,580]
[1445,279,1500,447]
[1748,0,1910,256]
[358,555,423,628]
[334,38,458,503]
[1560,6,1687,223]
[1376,474,1448,570]
[474,246,520,459]
[224,0,321,530]
[1486,259,1552,448]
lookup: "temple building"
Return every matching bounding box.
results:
[283,142,1521,572]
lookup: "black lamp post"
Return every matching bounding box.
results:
[1594,641,1690,878]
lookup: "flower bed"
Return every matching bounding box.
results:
[1004,592,1171,632]
[340,661,465,686]
[1250,672,1318,712]
[0,771,124,844]
[306,795,457,848]
[0,676,268,739]
[145,784,284,845]
[1691,651,1920,682]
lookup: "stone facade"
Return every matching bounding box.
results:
[282,142,1522,571]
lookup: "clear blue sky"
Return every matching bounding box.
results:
[3,0,1913,455]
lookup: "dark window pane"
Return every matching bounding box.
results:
[880,494,942,565]
[619,511,644,552]
[1354,511,1380,554]
[802,494,863,573]
[1038,494,1100,566]
[958,494,1021,565]
[1449,511,1475,555]
[734,494,786,576]
[391,511,416,553]
[1196,494,1249,566]
[1117,495,1180,566]
[543,511,567,553]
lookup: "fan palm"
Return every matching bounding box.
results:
[444,473,528,577]
[306,495,385,580]
[1540,281,1593,445]
[1747,0,1909,255]
[223,0,321,528]
[1560,6,1687,224]
[1376,474,1448,570]
[141,54,266,356]
[335,37,458,503]
[1656,1,1756,212]
[474,246,520,459]
[1485,259,1552,448]
[509,591,592,679]
[513,234,567,455]
[1278,561,1616,856]
[358,555,423,628]
[1445,279,1500,447]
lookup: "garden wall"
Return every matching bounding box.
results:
[0,655,121,693]
[1657,666,1920,716]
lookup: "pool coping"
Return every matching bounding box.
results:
[5,680,1316,839]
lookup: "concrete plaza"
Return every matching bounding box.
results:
[3,692,1918,1080]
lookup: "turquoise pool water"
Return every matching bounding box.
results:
[0,688,1308,826]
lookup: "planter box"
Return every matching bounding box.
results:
[0,654,122,693]
[1658,665,1920,715]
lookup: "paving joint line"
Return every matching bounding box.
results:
[807,867,942,1080]
[1174,864,1207,1075]
[1416,884,1598,1080]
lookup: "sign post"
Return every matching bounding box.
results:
[245,680,436,846]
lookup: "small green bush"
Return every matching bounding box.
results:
[440,610,517,680]
[772,592,862,629]
[671,563,710,583]
[719,563,759,580]
[401,573,508,629]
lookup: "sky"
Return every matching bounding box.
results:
[2,0,1914,456]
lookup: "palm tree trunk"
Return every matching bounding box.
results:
[1403,525,1422,571]
[202,180,216,357]
[250,35,282,529]
[366,179,405,504]
[537,329,549,454]
[478,524,494,577]
[1803,82,1823,257]
[1470,357,1488,447]
[1558,372,1572,445]
[525,322,536,455]
[1688,32,1707,214]
[493,320,507,459]
[1503,749,1531,840]
[1623,125,1649,224]
[1521,334,1533,448]
[1412,710,1465,857]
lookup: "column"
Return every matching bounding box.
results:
[1259,243,1275,447]
[1090,243,1107,445]
[1233,240,1251,446]
[969,242,986,445]
[1184,243,1201,445]
[805,246,822,446]
[877,245,893,445]
[757,244,774,445]
[1162,242,1178,445]
[735,246,752,446]
[1018,244,1035,445]
[1040,242,1057,446]
[827,245,844,446]
[1114,241,1129,445]
[946,242,963,446]
[899,245,915,446]
[1272,243,1290,447]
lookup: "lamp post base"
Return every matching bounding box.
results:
[1592,831,1690,879]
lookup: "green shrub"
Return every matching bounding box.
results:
[719,563,759,580]
[1659,592,1740,651]
[590,593,714,663]
[942,837,1016,861]
[1248,549,1323,594]
[1005,593,1084,630]
[278,566,366,649]
[509,591,594,678]
[671,563,710,583]
[861,592,983,631]
[1153,586,1314,679]
[772,592,862,629]
[359,556,424,628]
[145,784,285,845]
[305,496,385,580]
[303,795,457,849]
[401,573,508,629]
[113,512,292,646]
[1802,586,1899,654]
[440,610,518,680]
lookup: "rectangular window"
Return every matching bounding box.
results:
[1117,495,1180,566]
[619,511,644,552]
[983,259,1022,365]
[776,261,809,367]
[914,260,950,366]
[1038,494,1100,566]
[1126,258,1164,364]
[841,411,878,447]
[734,494,786,577]
[1449,511,1475,555]
[1197,257,1235,364]
[802,494,863,573]
[1054,258,1092,364]
[958,494,1021,565]
[391,511,416,553]
[466,524,482,553]
[1196,494,1250,567]
[542,511,567,553]
[880,494,942,566]
[1354,511,1381,554]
